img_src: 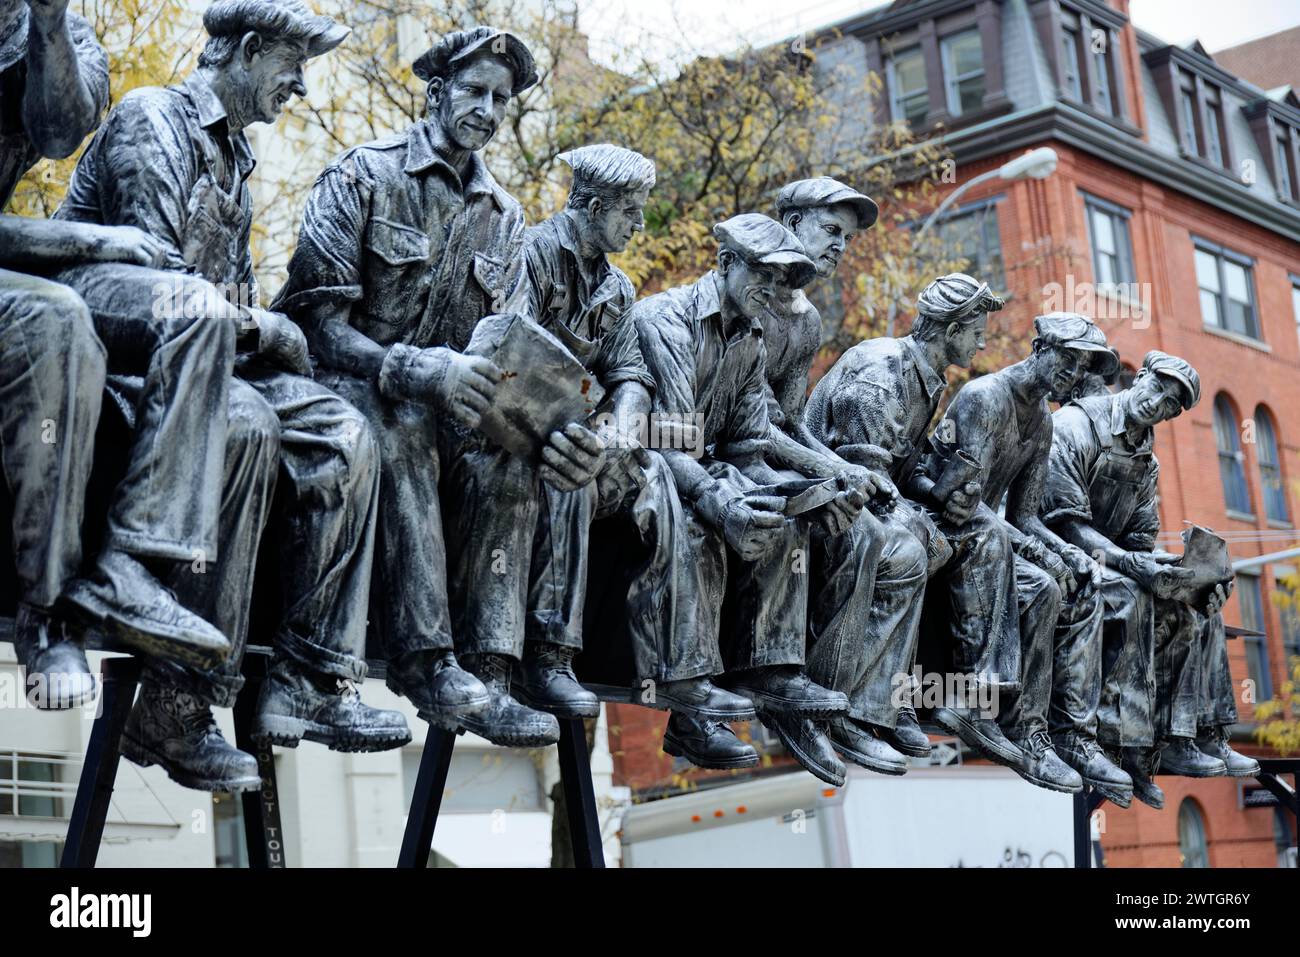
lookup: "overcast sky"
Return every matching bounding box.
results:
[578,0,1300,70]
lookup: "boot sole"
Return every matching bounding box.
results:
[662,731,759,770]
[64,586,229,671]
[25,676,98,711]
[728,686,848,720]
[1087,779,1134,808]
[1015,767,1083,794]
[761,717,845,787]
[512,684,600,720]
[1160,763,1228,778]
[1223,765,1262,778]
[252,714,412,753]
[121,732,261,793]
[828,737,908,776]
[932,708,1023,768]
[455,715,560,748]
[882,734,932,758]
[1130,789,1165,810]
[385,677,491,719]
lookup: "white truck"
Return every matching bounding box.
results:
[619,764,1081,867]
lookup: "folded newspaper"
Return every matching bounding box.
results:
[466,313,605,459]
[1168,523,1233,606]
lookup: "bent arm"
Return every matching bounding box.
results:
[23,6,102,158]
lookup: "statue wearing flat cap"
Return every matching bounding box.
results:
[630,212,867,772]
[761,176,939,782]
[1043,348,1256,807]
[276,27,606,749]
[910,310,1120,796]
[52,0,416,792]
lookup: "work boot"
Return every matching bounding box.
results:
[1008,729,1083,794]
[385,649,490,721]
[1120,747,1165,809]
[882,705,932,758]
[457,653,559,747]
[649,677,755,721]
[12,603,97,710]
[121,681,260,792]
[1196,726,1261,778]
[516,642,599,718]
[64,550,229,670]
[1053,732,1132,807]
[662,713,759,770]
[1159,736,1228,777]
[826,717,908,776]
[933,705,1024,768]
[724,666,848,718]
[761,714,846,787]
[254,658,411,752]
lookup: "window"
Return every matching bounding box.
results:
[1092,43,1114,114]
[1179,86,1200,154]
[0,751,71,819]
[1256,408,1289,523]
[1276,576,1300,661]
[1195,241,1259,339]
[933,199,1005,291]
[1204,94,1225,167]
[1238,572,1273,700]
[1278,137,1295,202]
[940,29,984,116]
[1083,193,1136,286]
[1061,27,1082,99]
[1213,394,1252,514]
[1178,799,1210,868]
[888,46,929,124]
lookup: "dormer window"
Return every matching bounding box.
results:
[1145,44,1238,176]
[940,29,985,115]
[887,45,929,123]
[1061,26,1082,99]
[1244,95,1300,207]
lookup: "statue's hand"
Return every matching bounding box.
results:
[942,481,981,525]
[816,486,866,537]
[1060,543,1102,595]
[420,349,499,428]
[1205,582,1229,616]
[593,425,650,509]
[540,422,606,492]
[722,494,788,562]
[840,464,897,507]
[98,225,166,268]
[252,310,311,376]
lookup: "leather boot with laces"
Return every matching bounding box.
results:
[1120,747,1165,809]
[1053,731,1132,807]
[826,717,908,776]
[1159,735,1227,777]
[1195,726,1260,777]
[254,659,411,752]
[516,642,599,718]
[723,665,848,718]
[13,603,97,710]
[122,681,260,792]
[457,653,560,747]
[933,705,1024,768]
[662,713,758,770]
[760,713,847,786]
[882,705,932,758]
[386,648,490,720]
[1008,729,1083,794]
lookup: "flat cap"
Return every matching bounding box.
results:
[559,144,656,192]
[916,272,1005,323]
[1142,350,1201,409]
[203,0,347,58]
[1034,312,1120,377]
[713,213,817,289]
[413,27,537,97]
[776,176,878,229]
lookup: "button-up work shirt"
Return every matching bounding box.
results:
[523,211,654,393]
[273,117,526,353]
[761,286,822,430]
[804,334,947,484]
[633,271,770,457]
[55,71,257,293]
[0,7,108,208]
[1043,392,1161,550]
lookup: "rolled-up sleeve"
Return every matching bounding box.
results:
[274,159,371,315]
[592,281,656,392]
[1041,406,1098,526]
[635,298,697,422]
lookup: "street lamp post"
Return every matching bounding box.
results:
[882,146,1060,336]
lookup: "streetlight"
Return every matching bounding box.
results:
[883,146,1059,335]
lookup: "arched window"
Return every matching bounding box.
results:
[1255,407,1290,523]
[1214,395,1252,514]
[1178,799,1210,868]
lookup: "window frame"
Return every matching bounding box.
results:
[1237,572,1273,700]
[1255,406,1290,524]
[929,194,1007,293]
[886,44,930,124]
[940,27,986,117]
[1194,238,1260,341]
[1213,393,1254,516]
[1081,191,1137,287]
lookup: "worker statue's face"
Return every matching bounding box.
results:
[433,55,514,152]
[1124,371,1184,428]
[786,204,858,279]
[943,312,989,369]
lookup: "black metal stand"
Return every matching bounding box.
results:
[58,646,281,868]
[1073,757,1300,869]
[398,716,605,868]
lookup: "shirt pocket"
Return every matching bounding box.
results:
[365,218,430,265]
[362,218,430,328]
[472,252,507,311]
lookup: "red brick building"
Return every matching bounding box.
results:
[606,0,1300,867]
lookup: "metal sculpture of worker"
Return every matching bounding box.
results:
[762,176,929,780]
[918,312,1116,795]
[806,274,1010,773]
[55,0,410,791]
[277,27,605,748]
[633,213,858,775]
[1043,350,1255,808]
[2,0,233,709]
[521,144,755,740]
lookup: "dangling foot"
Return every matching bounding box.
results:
[13,603,97,710]
[662,713,759,770]
[385,649,490,722]
[1053,732,1132,808]
[1007,729,1083,794]
[1159,736,1227,777]
[932,705,1025,768]
[516,642,599,718]
[724,666,848,718]
[881,705,932,758]
[121,681,260,792]
[1120,747,1165,809]
[254,658,411,752]
[760,713,846,786]
[457,653,560,747]
[1195,726,1260,778]
[826,717,908,776]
